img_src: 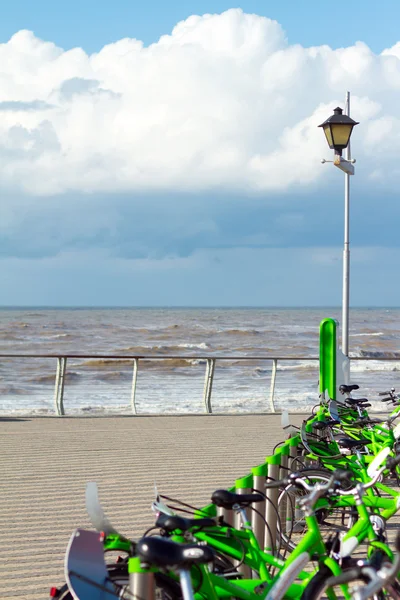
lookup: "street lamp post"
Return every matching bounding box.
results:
[319,92,359,356]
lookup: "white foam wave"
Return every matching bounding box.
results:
[350,332,384,337]
[177,343,210,350]
[47,333,70,339]
[277,361,318,371]
[350,361,400,372]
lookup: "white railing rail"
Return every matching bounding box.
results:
[0,353,398,416]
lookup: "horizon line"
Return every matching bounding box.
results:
[0,305,399,310]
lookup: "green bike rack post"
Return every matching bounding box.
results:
[289,434,301,469]
[251,463,268,551]
[265,452,281,554]
[235,474,253,578]
[278,443,291,540]
[279,442,290,478]
[128,557,157,599]
[319,318,337,400]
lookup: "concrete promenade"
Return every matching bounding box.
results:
[0,413,304,600]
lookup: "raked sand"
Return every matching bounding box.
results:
[0,412,346,599]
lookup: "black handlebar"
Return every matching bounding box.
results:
[265,478,288,489]
[386,453,400,471]
[265,469,353,491]
[378,388,395,397]
[326,568,362,586]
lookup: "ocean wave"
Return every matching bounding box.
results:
[254,367,270,375]
[116,343,211,354]
[0,332,21,340]
[141,358,203,369]
[41,333,75,340]
[277,361,318,371]
[350,360,400,372]
[97,371,131,381]
[177,342,210,350]
[356,350,400,359]
[218,328,261,336]
[117,345,156,353]
[28,371,81,383]
[189,359,207,366]
[0,384,29,395]
[350,332,384,337]
[81,357,201,370]
[82,359,135,367]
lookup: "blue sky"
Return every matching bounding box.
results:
[1,0,399,55]
[1,2,400,306]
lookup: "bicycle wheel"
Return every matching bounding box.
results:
[56,561,182,600]
[302,566,370,600]
[276,469,355,553]
[303,564,400,599]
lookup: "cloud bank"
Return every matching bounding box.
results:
[2,8,400,306]
[1,8,400,197]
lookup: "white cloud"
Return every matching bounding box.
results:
[1,9,400,196]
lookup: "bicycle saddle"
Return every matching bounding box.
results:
[345,397,370,406]
[313,419,339,430]
[137,536,214,568]
[211,489,264,509]
[156,513,216,532]
[337,437,371,449]
[339,384,360,394]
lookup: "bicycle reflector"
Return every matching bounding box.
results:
[49,587,59,598]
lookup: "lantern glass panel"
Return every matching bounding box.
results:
[331,123,353,148]
[323,124,333,148]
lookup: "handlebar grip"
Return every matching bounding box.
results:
[333,469,353,482]
[378,391,392,396]
[265,478,288,489]
[386,454,400,470]
[381,397,393,402]
[325,568,362,586]
[396,532,400,553]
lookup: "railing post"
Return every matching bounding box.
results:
[269,359,277,412]
[54,357,66,416]
[203,358,216,413]
[130,358,138,414]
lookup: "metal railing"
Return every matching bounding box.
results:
[0,353,399,416]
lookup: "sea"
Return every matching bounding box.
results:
[0,307,399,416]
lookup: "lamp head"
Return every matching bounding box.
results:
[318,107,359,155]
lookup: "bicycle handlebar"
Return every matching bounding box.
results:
[334,453,400,497]
[378,389,396,397]
[265,454,400,505]
[326,533,400,600]
[386,453,400,471]
[353,546,400,600]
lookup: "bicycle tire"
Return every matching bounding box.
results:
[302,564,400,600]
[56,562,182,600]
[276,469,355,553]
[301,565,370,600]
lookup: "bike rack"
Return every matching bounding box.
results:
[234,474,253,578]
